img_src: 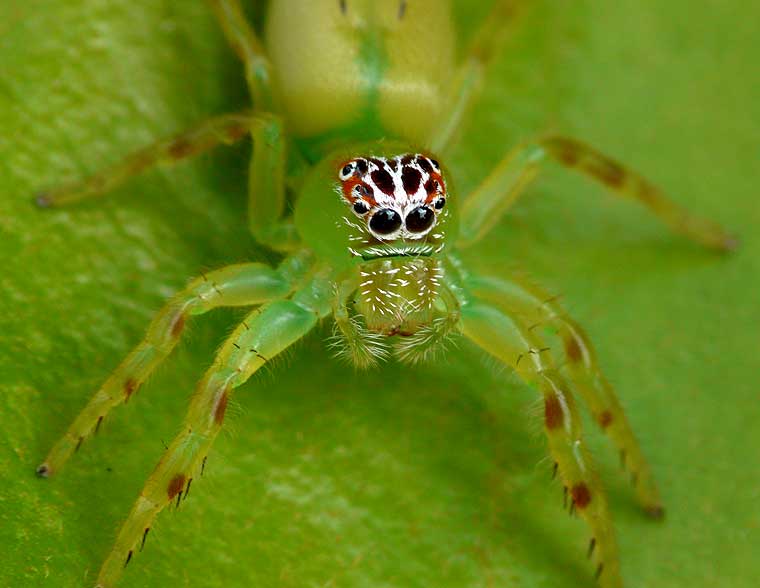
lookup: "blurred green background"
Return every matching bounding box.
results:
[1,1,758,587]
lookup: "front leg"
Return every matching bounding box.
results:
[94,273,333,588]
[459,293,621,587]
[36,251,314,477]
[463,270,663,516]
[456,136,736,251]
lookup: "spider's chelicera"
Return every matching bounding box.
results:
[33,2,734,588]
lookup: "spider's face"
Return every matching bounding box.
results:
[336,154,449,258]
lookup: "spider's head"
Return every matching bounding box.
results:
[336,153,450,260]
[295,142,457,269]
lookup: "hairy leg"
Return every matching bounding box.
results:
[36,251,314,477]
[93,273,332,588]
[430,0,521,153]
[462,269,663,516]
[459,292,621,588]
[208,0,275,111]
[456,136,736,251]
[35,112,253,207]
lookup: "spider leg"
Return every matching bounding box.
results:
[456,136,736,251]
[430,0,522,153]
[208,0,275,111]
[458,293,622,587]
[206,3,301,250]
[36,251,314,478]
[35,112,254,208]
[464,270,663,517]
[92,273,331,588]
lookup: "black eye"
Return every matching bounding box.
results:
[430,159,440,171]
[353,200,370,215]
[433,197,446,210]
[405,206,436,233]
[369,208,402,236]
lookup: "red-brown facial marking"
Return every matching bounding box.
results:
[598,410,614,429]
[544,394,564,430]
[371,167,395,195]
[571,483,592,509]
[214,391,229,425]
[564,336,583,363]
[167,474,187,501]
[342,179,376,206]
[124,378,138,398]
[424,177,442,204]
[401,166,422,194]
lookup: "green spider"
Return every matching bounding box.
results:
[34,1,735,587]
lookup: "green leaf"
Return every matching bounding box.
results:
[1,1,758,587]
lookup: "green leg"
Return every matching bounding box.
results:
[456,136,737,251]
[36,251,314,477]
[464,270,664,517]
[429,0,521,153]
[208,0,275,111]
[35,112,254,207]
[459,291,621,588]
[92,273,333,588]
[244,112,302,251]
[205,3,300,250]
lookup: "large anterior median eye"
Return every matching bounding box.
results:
[405,206,435,233]
[369,208,402,236]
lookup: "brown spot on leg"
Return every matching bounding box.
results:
[644,504,666,520]
[545,138,580,166]
[571,483,592,509]
[544,394,564,430]
[226,124,248,142]
[167,474,187,501]
[598,410,614,429]
[214,390,229,425]
[168,138,194,159]
[563,336,583,363]
[586,157,625,188]
[124,378,138,399]
[170,313,186,338]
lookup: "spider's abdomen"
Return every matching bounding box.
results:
[265,0,455,156]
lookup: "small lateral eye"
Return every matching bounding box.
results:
[429,158,440,172]
[433,197,446,210]
[353,184,369,198]
[339,162,356,180]
[353,200,370,215]
[369,208,402,236]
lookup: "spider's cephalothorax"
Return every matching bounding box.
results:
[34,2,735,588]
[333,152,453,346]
